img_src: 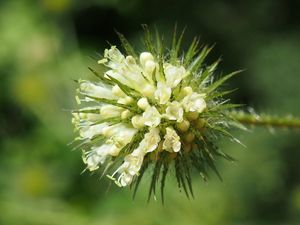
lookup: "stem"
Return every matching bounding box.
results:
[228,111,300,129]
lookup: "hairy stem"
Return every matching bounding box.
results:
[228,111,300,129]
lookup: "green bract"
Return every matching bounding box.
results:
[71,28,244,202]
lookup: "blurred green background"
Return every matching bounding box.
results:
[1,0,300,224]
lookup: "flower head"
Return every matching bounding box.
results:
[71,28,242,201]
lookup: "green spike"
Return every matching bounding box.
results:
[184,37,200,67]
[115,31,138,58]
[205,70,242,94]
[160,162,169,204]
[88,67,114,85]
[105,74,140,98]
[188,45,214,73]
[83,95,141,113]
[132,159,149,199]
[142,24,155,54]
[148,160,162,202]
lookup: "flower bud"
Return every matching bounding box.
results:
[176,119,190,132]
[112,85,125,97]
[183,132,195,143]
[121,110,132,119]
[140,52,154,66]
[137,97,150,110]
[118,96,133,105]
[126,56,136,64]
[145,60,156,74]
[186,111,199,120]
[182,86,193,96]
[131,115,145,128]
[195,118,205,129]
[141,84,155,98]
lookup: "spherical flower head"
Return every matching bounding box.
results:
[71,28,242,201]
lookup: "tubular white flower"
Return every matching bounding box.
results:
[164,101,184,122]
[141,84,156,98]
[79,123,109,139]
[112,85,126,97]
[182,92,207,113]
[182,86,193,96]
[84,144,117,171]
[140,52,154,66]
[140,52,157,83]
[100,105,123,118]
[137,97,150,110]
[102,123,137,146]
[121,110,132,119]
[95,143,121,157]
[142,106,161,127]
[112,154,144,187]
[131,115,145,129]
[84,143,123,171]
[164,63,187,88]
[154,82,171,104]
[103,46,125,69]
[163,127,181,152]
[117,96,134,105]
[136,127,161,154]
[111,128,137,147]
[72,107,102,124]
[144,60,156,75]
[101,49,156,94]
[110,127,160,186]
[84,153,103,171]
[79,81,117,100]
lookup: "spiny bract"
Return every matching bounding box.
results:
[71,29,243,201]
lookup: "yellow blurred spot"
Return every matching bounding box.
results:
[13,74,48,107]
[19,166,50,197]
[291,186,300,211]
[42,0,70,12]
